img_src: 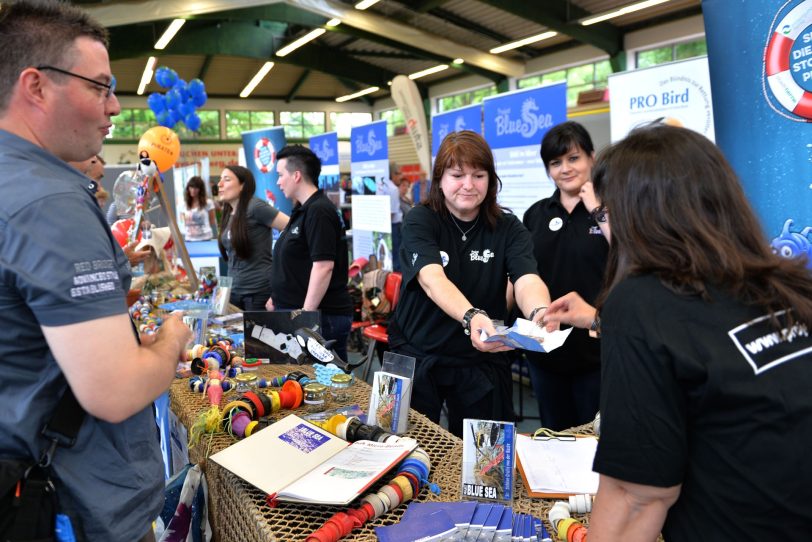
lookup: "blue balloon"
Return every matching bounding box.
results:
[188,78,205,97]
[156,111,173,128]
[179,99,196,117]
[191,90,207,108]
[155,66,178,88]
[147,92,166,114]
[165,89,181,110]
[173,79,190,103]
[166,108,181,128]
[184,112,201,132]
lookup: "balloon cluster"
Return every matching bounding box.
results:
[147,67,207,132]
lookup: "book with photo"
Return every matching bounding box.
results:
[367,370,412,434]
[461,419,516,503]
[243,310,320,363]
[209,414,417,506]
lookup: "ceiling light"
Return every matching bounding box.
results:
[408,64,449,80]
[240,61,274,98]
[336,86,380,102]
[489,31,557,54]
[276,28,327,57]
[154,19,185,50]
[326,18,341,27]
[137,56,157,95]
[452,58,465,65]
[580,0,671,26]
[354,0,380,9]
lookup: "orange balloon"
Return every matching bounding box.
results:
[137,127,180,173]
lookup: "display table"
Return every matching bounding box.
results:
[169,364,592,541]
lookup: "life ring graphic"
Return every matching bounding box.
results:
[763,0,812,121]
[254,137,276,173]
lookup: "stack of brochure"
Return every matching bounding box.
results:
[374,501,552,541]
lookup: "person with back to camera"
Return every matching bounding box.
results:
[387,131,552,438]
[217,164,289,311]
[181,175,217,242]
[522,121,609,431]
[266,145,353,363]
[0,2,192,540]
[542,124,812,540]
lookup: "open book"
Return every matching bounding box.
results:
[209,414,417,505]
[480,318,572,353]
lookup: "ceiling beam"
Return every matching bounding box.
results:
[414,0,452,12]
[197,55,214,81]
[278,44,402,90]
[288,0,524,77]
[285,69,311,103]
[85,0,292,26]
[476,0,622,56]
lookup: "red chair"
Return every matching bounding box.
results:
[359,272,402,382]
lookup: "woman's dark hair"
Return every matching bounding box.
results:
[217,165,255,261]
[426,130,506,228]
[184,176,207,210]
[540,121,595,171]
[593,124,812,325]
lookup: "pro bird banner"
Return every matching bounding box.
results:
[309,131,340,193]
[483,82,567,220]
[703,0,812,266]
[431,103,482,159]
[241,126,292,215]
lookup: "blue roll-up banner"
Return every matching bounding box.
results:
[310,131,340,192]
[350,120,392,268]
[703,0,812,266]
[241,126,292,215]
[431,104,482,158]
[483,82,567,219]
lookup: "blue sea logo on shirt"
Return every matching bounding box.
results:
[588,226,604,235]
[440,251,449,267]
[728,309,812,374]
[469,249,494,263]
[549,217,563,231]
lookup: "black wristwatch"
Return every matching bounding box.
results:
[462,307,489,336]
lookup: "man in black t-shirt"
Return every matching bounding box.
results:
[267,145,352,362]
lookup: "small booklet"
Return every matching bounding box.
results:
[368,370,412,434]
[375,510,460,542]
[403,501,477,537]
[209,414,417,505]
[480,319,572,353]
[462,419,515,503]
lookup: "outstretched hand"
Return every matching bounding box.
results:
[470,312,514,353]
[543,292,596,332]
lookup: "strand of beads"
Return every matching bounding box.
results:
[221,380,304,440]
[128,298,163,335]
[548,499,592,542]
[304,416,439,542]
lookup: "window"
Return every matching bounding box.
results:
[279,111,325,140]
[329,112,373,138]
[436,85,497,113]
[110,108,155,140]
[636,37,707,68]
[225,110,275,139]
[379,108,405,137]
[517,59,612,107]
[173,110,221,140]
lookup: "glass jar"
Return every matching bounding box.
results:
[234,372,258,394]
[303,382,329,413]
[330,373,353,403]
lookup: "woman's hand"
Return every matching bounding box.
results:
[265,296,275,311]
[579,181,600,213]
[543,292,596,331]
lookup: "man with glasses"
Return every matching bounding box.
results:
[0,2,190,541]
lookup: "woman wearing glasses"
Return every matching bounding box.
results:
[522,121,609,431]
[388,131,551,438]
[544,125,812,539]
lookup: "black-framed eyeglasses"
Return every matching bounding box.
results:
[590,204,608,224]
[36,65,116,98]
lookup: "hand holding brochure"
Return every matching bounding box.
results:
[480,318,572,353]
[209,414,417,505]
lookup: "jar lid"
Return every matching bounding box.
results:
[234,373,258,383]
[303,382,328,394]
[331,373,353,388]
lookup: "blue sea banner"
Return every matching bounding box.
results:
[241,126,292,215]
[431,104,482,157]
[703,0,812,266]
[350,120,388,195]
[310,131,340,192]
[483,82,567,219]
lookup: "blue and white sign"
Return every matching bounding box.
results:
[703,0,812,268]
[608,56,715,142]
[241,126,292,215]
[350,120,388,195]
[310,131,340,192]
[431,104,482,157]
[483,82,567,219]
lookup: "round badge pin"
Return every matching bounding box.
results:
[440,251,449,267]
[549,217,563,231]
